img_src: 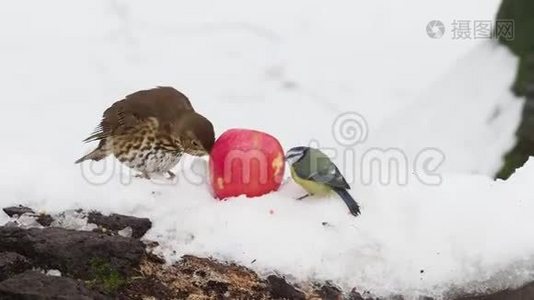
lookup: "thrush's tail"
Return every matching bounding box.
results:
[333,188,361,217]
[76,139,111,164]
[75,148,109,164]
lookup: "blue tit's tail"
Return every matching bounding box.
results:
[333,188,361,217]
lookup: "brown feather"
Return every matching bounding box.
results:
[84,86,194,142]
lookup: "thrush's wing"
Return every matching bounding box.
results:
[293,148,350,189]
[83,87,194,143]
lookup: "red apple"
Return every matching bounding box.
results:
[209,129,285,199]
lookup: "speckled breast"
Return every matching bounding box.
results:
[110,118,183,175]
[118,146,182,174]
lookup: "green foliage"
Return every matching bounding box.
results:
[88,258,126,294]
[497,0,534,96]
[496,140,534,180]
[496,0,534,56]
[496,149,527,179]
[512,55,534,95]
[495,0,534,179]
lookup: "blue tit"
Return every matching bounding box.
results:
[285,146,360,217]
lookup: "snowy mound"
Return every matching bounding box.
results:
[146,159,534,298]
[1,156,533,298]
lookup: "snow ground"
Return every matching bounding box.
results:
[0,0,531,298]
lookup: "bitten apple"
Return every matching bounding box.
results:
[209,129,285,199]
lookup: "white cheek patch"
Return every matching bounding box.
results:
[286,156,299,165]
[285,151,304,165]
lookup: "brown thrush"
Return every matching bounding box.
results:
[76,87,215,179]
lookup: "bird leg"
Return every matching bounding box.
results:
[135,172,151,180]
[297,194,312,200]
[167,171,176,180]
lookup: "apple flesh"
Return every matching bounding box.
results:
[209,129,285,199]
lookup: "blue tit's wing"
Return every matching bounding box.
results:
[309,164,350,190]
[293,148,351,189]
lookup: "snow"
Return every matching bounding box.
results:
[5,213,43,229]
[0,0,531,298]
[370,43,523,176]
[50,210,98,232]
[118,226,133,238]
[45,270,62,277]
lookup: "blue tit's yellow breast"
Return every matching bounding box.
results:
[290,166,332,196]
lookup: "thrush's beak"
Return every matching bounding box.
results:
[194,148,209,157]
